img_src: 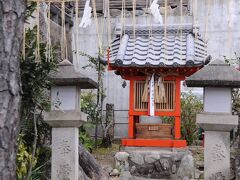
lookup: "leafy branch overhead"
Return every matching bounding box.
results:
[76,51,106,72]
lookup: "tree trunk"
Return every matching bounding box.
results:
[0,1,25,179]
[78,143,108,180]
[101,104,114,148]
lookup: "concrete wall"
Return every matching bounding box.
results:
[72,0,240,138]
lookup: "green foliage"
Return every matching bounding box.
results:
[17,26,57,179]
[224,52,240,67]
[79,51,109,147]
[17,135,37,180]
[78,51,106,73]
[20,26,57,147]
[224,55,240,145]
[17,135,48,180]
[21,27,56,111]
[162,116,174,124]
[80,92,100,150]
[232,88,240,115]
[81,91,100,123]
[180,92,203,145]
[25,2,37,21]
[79,125,95,152]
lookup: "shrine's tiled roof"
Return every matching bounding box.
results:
[108,24,208,68]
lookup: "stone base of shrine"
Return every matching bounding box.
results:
[121,139,187,148]
[115,146,194,179]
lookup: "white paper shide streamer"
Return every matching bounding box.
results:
[150,0,163,24]
[79,0,92,28]
[149,74,155,116]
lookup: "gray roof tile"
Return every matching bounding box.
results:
[109,25,207,68]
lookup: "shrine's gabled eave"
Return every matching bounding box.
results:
[111,66,203,79]
[111,59,205,68]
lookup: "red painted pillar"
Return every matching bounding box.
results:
[128,78,135,138]
[175,78,181,139]
[175,116,181,139]
[128,115,135,138]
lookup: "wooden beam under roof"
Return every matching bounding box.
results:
[78,0,189,12]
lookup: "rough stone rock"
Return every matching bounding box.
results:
[177,154,195,178]
[119,171,133,180]
[110,169,120,176]
[115,152,130,162]
[172,164,177,174]
[120,161,129,172]
[173,151,185,161]
[109,177,119,180]
[199,171,204,179]
[160,158,171,171]
[183,176,189,180]
[144,154,160,164]
[115,160,121,170]
[195,161,204,169]
[129,153,144,165]
[104,166,113,175]
[137,164,154,175]
[130,166,136,174]
[194,169,201,179]
[115,152,130,172]
[154,160,162,172]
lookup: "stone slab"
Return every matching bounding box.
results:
[204,87,232,113]
[121,146,187,152]
[44,110,87,127]
[51,86,80,111]
[197,113,238,131]
[204,131,230,180]
[52,127,79,180]
[139,116,162,124]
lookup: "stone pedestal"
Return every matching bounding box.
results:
[197,113,238,180]
[204,131,230,179]
[52,128,78,180]
[44,110,87,180]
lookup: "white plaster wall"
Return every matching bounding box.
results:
[204,87,232,113]
[194,0,240,61]
[72,0,240,138]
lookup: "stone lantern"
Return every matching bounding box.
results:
[44,59,97,180]
[186,59,240,180]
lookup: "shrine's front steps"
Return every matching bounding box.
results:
[115,147,197,179]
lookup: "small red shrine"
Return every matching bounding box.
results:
[108,24,207,148]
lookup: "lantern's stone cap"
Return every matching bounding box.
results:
[186,59,240,87]
[50,59,97,89]
[44,110,87,127]
[197,112,238,131]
